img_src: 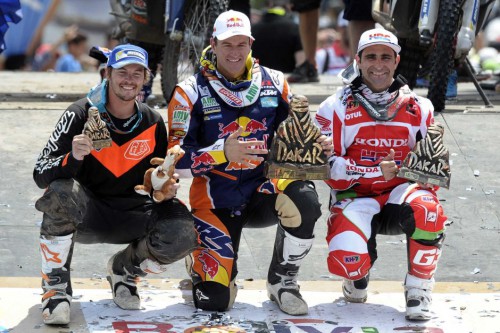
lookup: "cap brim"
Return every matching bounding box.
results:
[357,42,401,54]
[214,31,254,41]
[110,60,149,69]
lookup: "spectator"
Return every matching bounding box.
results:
[287,0,321,83]
[1,0,61,70]
[252,2,304,73]
[54,31,88,72]
[343,0,374,59]
[315,28,350,75]
[31,24,78,71]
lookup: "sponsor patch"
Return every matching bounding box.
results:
[204,114,223,121]
[260,97,278,108]
[172,109,189,125]
[427,211,437,222]
[343,255,360,264]
[203,106,221,115]
[201,97,219,108]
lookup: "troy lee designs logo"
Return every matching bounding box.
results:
[125,140,151,160]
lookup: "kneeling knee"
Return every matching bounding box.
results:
[277,181,321,229]
[327,250,371,280]
[192,281,234,311]
[37,179,84,236]
[148,218,198,264]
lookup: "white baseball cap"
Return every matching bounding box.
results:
[212,10,254,41]
[357,28,401,54]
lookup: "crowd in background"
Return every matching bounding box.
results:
[0,0,499,85]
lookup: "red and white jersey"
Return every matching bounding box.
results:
[315,85,434,197]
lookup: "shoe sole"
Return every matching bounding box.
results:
[266,282,308,316]
[342,285,367,303]
[42,301,70,325]
[405,313,431,321]
[107,256,141,310]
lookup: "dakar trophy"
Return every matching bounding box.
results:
[83,106,112,149]
[265,94,330,180]
[397,123,451,188]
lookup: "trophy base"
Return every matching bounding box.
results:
[92,139,112,149]
[265,162,330,180]
[398,167,450,189]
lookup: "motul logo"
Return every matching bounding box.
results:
[355,138,408,147]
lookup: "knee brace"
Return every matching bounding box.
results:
[400,193,447,280]
[143,214,198,265]
[399,197,447,240]
[407,237,443,279]
[326,211,371,280]
[192,280,237,311]
[275,181,321,236]
[36,179,88,237]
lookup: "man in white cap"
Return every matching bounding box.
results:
[167,10,333,315]
[33,44,198,325]
[316,28,448,321]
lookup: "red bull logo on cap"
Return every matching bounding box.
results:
[226,16,244,28]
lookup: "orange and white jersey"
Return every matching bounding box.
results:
[167,64,292,209]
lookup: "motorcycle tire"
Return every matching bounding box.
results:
[426,0,461,112]
[161,0,229,103]
[396,39,427,89]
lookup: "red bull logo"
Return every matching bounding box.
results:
[191,152,216,168]
[218,121,241,138]
[218,117,268,138]
[198,250,220,279]
[226,17,242,23]
[244,118,267,134]
[226,16,244,28]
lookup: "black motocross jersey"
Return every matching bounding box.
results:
[33,98,168,201]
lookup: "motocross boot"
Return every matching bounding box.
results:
[40,234,74,325]
[267,225,313,315]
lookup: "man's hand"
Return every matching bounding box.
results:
[380,149,398,181]
[317,135,333,157]
[416,182,437,191]
[224,126,268,169]
[72,134,93,160]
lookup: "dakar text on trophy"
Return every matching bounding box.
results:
[265,95,330,180]
[83,106,112,149]
[397,123,451,189]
